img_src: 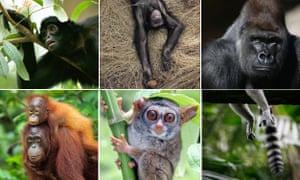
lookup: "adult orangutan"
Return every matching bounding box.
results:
[24,94,98,179]
[22,123,98,180]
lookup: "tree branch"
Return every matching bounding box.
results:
[0,37,32,45]
[203,90,300,105]
[0,2,45,48]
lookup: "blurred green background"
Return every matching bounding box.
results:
[203,103,300,179]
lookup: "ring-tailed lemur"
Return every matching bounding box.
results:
[229,90,283,174]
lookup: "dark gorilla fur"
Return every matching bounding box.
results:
[202,0,300,89]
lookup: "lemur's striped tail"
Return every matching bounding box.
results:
[265,124,284,174]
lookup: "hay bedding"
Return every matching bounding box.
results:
[100,0,200,89]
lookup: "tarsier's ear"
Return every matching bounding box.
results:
[180,105,198,125]
[133,98,147,117]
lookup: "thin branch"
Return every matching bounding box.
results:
[0,3,94,78]
[0,2,45,48]
[203,90,300,105]
[0,37,32,45]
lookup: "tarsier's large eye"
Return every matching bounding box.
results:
[164,113,175,123]
[147,110,158,121]
[47,24,59,34]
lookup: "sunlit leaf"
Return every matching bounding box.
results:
[71,0,97,21]
[53,4,68,21]
[3,41,29,80]
[33,0,43,6]
[4,33,22,40]
[187,144,201,172]
[0,52,9,77]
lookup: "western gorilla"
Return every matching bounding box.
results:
[202,0,300,89]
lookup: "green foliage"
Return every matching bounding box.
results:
[0,0,98,88]
[187,144,201,172]
[203,103,297,179]
[2,41,29,81]
[0,52,9,77]
[71,0,97,21]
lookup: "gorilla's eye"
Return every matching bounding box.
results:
[47,24,59,34]
[147,110,158,121]
[252,38,261,43]
[164,113,175,123]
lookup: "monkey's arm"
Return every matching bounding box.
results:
[158,2,184,70]
[133,7,153,86]
[229,104,255,140]
[246,90,274,126]
[111,134,143,160]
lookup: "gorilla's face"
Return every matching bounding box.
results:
[237,28,288,79]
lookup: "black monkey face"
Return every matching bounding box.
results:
[238,30,286,78]
[39,16,75,55]
[150,9,163,28]
[44,24,59,50]
[40,23,62,53]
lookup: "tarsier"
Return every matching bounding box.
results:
[229,90,283,174]
[131,0,185,88]
[111,98,198,179]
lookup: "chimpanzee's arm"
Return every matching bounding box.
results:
[158,1,184,70]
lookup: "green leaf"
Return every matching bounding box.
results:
[4,33,22,40]
[0,52,9,77]
[187,144,201,172]
[54,0,64,4]
[2,41,29,80]
[149,93,200,126]
[177,122,200,177]
[33,0,43,6]
[53,4,68,21]
[71,0,97,21]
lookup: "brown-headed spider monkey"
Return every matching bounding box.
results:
[131,0,185,88]
[202,0,300,89]
[3,10,98,88]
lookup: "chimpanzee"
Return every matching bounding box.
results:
[131,0,185,88]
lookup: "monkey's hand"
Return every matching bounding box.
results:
[246,123,255,141]
[259,109,275,127]
[111,134,132,155]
